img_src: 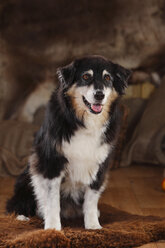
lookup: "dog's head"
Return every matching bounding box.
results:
[57,56,131,119]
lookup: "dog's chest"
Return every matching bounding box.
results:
[62,121,110,185]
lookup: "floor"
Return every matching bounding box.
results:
[101,165,165,248]
[0,164,165,248]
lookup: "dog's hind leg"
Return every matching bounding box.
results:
[16,215,30,221]
[6,167,36,217]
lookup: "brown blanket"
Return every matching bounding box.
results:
[0,204,165,248]
[121,80,165,166]
[0,121,38,177]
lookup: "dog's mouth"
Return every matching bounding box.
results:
[82,96,103,114]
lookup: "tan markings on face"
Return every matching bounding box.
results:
[87,89,118,127]
[67,84,119,125]
[67,84,88,121]
[101,88,118,121]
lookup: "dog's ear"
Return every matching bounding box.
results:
[112,63,132,95]
[57,62,76,87]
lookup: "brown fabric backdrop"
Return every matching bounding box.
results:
[121,80,165,167]
[0,121,38,176]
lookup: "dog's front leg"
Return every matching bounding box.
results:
[44,176,62,230]
[83,187,102,230]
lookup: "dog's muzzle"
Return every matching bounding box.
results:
[82,96,103,114]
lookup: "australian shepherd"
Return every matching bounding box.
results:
[6,55,131,230]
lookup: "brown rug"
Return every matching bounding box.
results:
[0,204,165,248]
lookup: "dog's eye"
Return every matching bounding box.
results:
[104,74,111,81]
[82,74,89,80]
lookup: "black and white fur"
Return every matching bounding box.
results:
[6,55,131,230]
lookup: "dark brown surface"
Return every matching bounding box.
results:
[0,204,165,248]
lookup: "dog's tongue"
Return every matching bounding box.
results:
[91,104,102,113]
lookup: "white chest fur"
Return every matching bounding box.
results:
[62,117,110,185]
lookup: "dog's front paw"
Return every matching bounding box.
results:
[84,211,102,230]
[85,223,102,230]
[85,216,102,229]
[44,220,61,231]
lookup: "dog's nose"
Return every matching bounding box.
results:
[94,91,105,101]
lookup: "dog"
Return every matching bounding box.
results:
[6,55,131,230]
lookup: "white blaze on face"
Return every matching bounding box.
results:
[80,85,95,104]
